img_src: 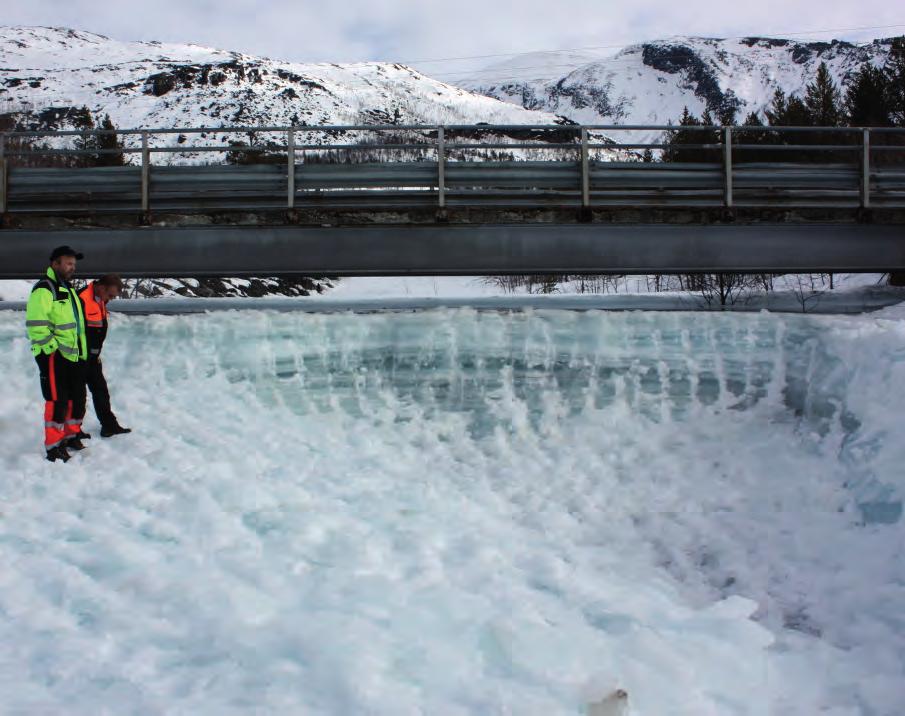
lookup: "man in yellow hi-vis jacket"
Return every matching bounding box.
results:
[25,246,90,462]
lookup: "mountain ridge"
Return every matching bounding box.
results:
[3,26,897,140]
[462,35,896,140]
[0,25,568,143]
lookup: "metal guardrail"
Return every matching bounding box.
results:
[0,124,904,214]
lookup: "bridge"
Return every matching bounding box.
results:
[1,124,903,277]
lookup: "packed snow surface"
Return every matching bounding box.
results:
[1,307,904,714]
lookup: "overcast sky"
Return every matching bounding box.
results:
[5,0,904,78]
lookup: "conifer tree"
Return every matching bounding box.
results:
[95,115,126,166]
[765,89,788,125]
[785,96,811,126]
[699,107,721,157]
[766,88,811,127]
[718,105,737,127]
[885,36,905,126]
[844,64,892,126]
[804,62,842,126]
[735,111,766,160]
[764,88,811,159]
[662,107,704,163]
[742,111,764,126]
[72,108,96,167]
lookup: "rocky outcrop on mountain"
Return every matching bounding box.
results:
[464,36,895,140]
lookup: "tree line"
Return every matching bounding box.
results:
[662,36,905,163]
[1,108,126,168]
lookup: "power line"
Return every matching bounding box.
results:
[387,22,905,68]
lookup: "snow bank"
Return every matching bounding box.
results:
[0,280,33,302]
[0,308,903,714]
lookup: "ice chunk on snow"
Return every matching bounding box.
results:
[587,689,629,716]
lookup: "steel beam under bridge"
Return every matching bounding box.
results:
[1,224,903,278]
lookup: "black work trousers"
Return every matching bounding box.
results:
[35,352,87,448]
[87,357,118,430]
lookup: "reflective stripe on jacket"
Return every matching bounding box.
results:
[25,268,88,362]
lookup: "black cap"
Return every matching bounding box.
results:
[49,245,84,262]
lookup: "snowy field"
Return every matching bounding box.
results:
[1,306,904,714]
[0,273,891,304]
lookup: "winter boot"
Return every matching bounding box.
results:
[66,437,88,451]
[101,424,132,438]
[46,446,71,462]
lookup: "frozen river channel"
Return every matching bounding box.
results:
[1,306,903,714]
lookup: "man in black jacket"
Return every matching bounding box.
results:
[79,274,131,437]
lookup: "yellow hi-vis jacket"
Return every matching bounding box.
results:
[25,267,88,362]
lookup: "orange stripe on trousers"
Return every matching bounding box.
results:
[49,351,58,400]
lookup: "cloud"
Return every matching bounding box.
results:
[4,0,903,78]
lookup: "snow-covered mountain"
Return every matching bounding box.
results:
[4,26,891,152]
[462,36,895,142]
[0,26,569,149]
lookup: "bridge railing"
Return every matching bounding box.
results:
[0,124,903,213]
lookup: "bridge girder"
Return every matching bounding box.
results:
[1,223,903,279]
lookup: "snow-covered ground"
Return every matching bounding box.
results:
[315,273,889,300]
[0,277,511,303]
[0,280,35,302]
[1,272,890,304]
[1,306,903,714]
[313,275,496,299]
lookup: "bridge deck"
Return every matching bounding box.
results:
[1,124,904,277]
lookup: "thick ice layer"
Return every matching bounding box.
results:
[1,308,904,714]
